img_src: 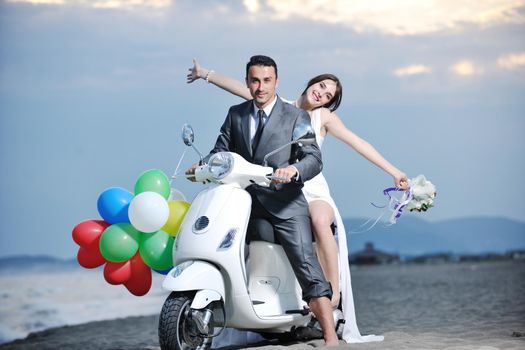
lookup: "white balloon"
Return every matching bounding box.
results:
[168,188,186,201]
[128,191,169,233]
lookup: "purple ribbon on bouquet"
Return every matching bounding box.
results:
[351,186,413,234]
[381,187,413,222]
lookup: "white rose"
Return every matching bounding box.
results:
[406,175,436,212]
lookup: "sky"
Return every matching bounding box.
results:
[1,0,524,258]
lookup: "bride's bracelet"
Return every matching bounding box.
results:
[205,70,214,83]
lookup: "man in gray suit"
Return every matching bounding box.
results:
[187,55,338,346]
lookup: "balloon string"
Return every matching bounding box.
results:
[170,148,187,185]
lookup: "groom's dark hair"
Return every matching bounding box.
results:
[246,55,278,78]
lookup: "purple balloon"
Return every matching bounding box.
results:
[97,187,134,224]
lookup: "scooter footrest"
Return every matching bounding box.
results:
[285,309,310,316]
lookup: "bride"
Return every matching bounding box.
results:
[186,59,407,344]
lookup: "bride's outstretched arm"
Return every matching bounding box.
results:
[322,109,408,188]
[186,59,252,100]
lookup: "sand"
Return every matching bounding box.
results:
[0,314,523,350]
[2,261,524,349]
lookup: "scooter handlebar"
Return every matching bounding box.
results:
[186,152,295,188]
[267,175,294,183]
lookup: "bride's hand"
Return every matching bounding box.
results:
[186,58,207,83]
[394,172,409,189]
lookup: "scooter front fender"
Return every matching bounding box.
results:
[162,261,225,301]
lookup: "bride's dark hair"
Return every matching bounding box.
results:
[301,74,343,112]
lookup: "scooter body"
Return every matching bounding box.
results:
[158,126,338,350]
[163,181,308,330]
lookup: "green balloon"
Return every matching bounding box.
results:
[134,169,170,199]
[99,223,141,262]
[139,230,174,270]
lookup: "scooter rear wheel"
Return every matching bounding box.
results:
[158,292,213,350]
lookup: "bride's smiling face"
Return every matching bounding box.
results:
[305,79,337,109]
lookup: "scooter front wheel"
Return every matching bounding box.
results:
[158,292,213,350]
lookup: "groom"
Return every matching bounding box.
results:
[187,55,338,346]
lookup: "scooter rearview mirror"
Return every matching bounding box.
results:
[181,123,205,165]
[182,124,195,146]
[292,122,315,143]
[296,138,316,146]
[263,123,317,166]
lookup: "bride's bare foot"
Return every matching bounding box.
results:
[325,338,339,347]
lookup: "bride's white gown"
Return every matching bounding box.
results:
[211,101,383,347]
[303,107,383,343]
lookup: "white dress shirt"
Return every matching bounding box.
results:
[250,96,277,144]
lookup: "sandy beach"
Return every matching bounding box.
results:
[0,314,523,350]
[1,261,524,350]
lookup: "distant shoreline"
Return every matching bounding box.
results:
[1,249,524,271]
[2,215,524,262]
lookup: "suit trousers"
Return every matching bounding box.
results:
[248,194,332,302]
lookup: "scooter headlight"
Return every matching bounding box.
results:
[207,152,234,180]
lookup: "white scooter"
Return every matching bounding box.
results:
[158,124,344,350]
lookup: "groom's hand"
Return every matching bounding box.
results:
[185,163,199,182]
[272,165,298,184]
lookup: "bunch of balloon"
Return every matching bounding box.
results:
[72,169,191,296]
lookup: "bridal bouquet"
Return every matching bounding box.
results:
[384,174,436,223]
[405,175,437,212]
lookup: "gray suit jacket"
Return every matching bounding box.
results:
[205,97,323,219]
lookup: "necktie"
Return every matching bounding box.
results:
[252,109,266,153]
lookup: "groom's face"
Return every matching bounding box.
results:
[246,65,279,109]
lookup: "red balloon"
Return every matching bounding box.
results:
[124,253,152,296]
[77,243,106,268]
[104,261,132,285]
[72,220,110,247]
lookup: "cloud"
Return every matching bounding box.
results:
[393,64,432,77]
[244,0,525,35]
[451,60,482,76]
[497,52,525,69]
[6,0,170,9]
[243,0,260,13]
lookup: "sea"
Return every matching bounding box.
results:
[1,260,524,345]
[0,266,170,344]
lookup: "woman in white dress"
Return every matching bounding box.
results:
[186,59,407,343]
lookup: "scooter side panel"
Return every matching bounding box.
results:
[248,242,305,316]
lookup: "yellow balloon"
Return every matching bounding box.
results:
[162,200,190,236]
